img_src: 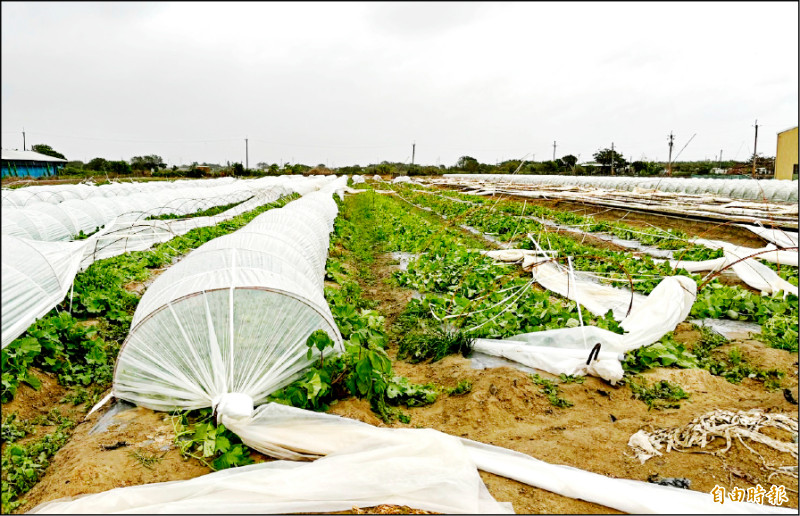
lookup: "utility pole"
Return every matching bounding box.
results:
[245,138,249,170]
[751,119,758,177]
[667,132,674,176]
[610,142,615,175]
[553,140,557,161]
[22,128,26,151]
[411,142,416,165]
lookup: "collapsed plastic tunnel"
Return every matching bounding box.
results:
[112,178,347,413]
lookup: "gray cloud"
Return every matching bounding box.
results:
[1,2,797,167]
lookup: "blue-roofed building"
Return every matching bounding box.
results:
[1,149,67,178]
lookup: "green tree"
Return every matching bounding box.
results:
[631,161,656,176]
[85,157,109,171]
[130,155,166,171]
[593,148,628,175]
[187,162,203,178]
[106,160,132,175]
[375,163,394,175]
[30,144,66,160]
[559,155,578,171]
[456,156,480,173]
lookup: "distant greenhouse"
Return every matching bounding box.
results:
[1,149,67,178]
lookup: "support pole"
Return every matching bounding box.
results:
[751,120,758,178]
[610,142,615,176]
[667,132,674,176]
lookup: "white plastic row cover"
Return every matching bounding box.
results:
[443,174,799,203]
[1,177,318,241]
[1,177,238,206]
[1,176,342,349]
[112,178,348,413]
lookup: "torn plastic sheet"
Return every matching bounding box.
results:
[40,402,791,514]
[30,422,512,514]
[470,276,696,383]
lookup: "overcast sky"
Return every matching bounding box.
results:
[2,2,797,168]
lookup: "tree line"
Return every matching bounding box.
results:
[27,143,775,180]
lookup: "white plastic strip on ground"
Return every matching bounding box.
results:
[226,404,796,515]
[691,238,798,267]
[484,240,650,322]
[740,224,799,248]
[650,241,798,297]
[32,402,793,514]
[30,420,511,514]
[725,248,798,297]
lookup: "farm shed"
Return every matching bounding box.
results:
[775,125,798,180]
[1,149,67,178]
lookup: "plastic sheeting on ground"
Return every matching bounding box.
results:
[691,238,798,267]
[424,175,799,228]
[482,244,649,322]
[653,240,798,297]
[33,403,792,514]
[30,419,511,514]
[111,179,348,413]
[740,224,799,249]
[471,275,697,384]
[223,404,796,515]
[528,260,648,321]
